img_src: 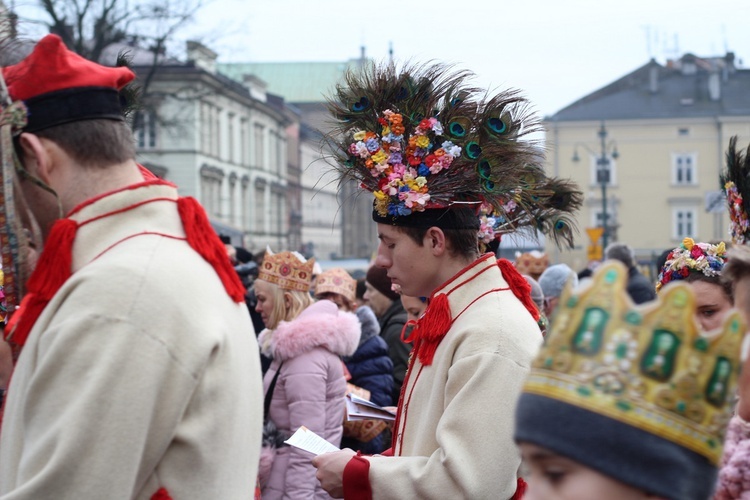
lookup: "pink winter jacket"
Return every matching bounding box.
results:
[715,415,750,499]
[259,300,360,500]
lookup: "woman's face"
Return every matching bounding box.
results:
[689,280,733,332]
[401,295,427,322]
[518,443,655,500]
[254,279,277,328]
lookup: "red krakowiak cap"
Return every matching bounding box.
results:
[3,34,134,101]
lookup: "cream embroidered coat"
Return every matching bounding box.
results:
[0,182,263,499]
[366,254,542,499]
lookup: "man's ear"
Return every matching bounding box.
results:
[424,227,447,256]
[16,133,54,184]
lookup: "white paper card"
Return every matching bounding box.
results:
[284,426,340,456]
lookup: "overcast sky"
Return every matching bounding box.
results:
[185,0,749,118]
[12,0,750,119]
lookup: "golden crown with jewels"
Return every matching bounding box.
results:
[258,249,315,293]
[523,261,745,464]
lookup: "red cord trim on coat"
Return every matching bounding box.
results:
[91,232,187,262]
[343,451,372,500]
[150,487,173,500]
[392,362,425,454]
[67,177,175,217]
[76,197,177,227]
[428,252,495,296]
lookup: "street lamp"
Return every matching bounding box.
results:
[572,121,619,250]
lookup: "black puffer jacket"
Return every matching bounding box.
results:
[342,306,394,454]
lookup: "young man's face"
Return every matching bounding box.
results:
[519,443,654,500]
[374,223,437,298]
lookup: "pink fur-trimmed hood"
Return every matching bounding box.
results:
[258,300,361,361]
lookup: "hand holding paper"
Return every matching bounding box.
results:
[284,426,340,456]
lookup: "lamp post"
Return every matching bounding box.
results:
[572,121,619,250]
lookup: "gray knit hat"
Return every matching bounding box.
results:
[538,264,577,299]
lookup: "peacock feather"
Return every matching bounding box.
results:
[325,62,582,248]
[721,136,750,245]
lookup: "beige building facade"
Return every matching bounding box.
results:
[546,53,750,275]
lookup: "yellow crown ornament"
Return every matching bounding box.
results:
[258,249,315,293]
[515,261,744,500]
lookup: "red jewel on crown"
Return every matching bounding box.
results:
[279,264,292,276]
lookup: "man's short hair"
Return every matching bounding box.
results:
[605,243,635,269]
[723,245,750,284]
[30,119,136,168]
[398,225,479,259]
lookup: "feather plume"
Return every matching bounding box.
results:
[325,62,582,248]
[720,136,750,244]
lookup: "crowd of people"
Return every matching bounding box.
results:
[0,33,750,500]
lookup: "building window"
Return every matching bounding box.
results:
[672,153,697,185]
[136,110,157,149]
[254,184,266,231]
[276,134,284,175]
[241,176,250,229]
[678,127,689,136]
[200,165,224,218]
[240,118,249,165]
[202,103,212,155]
[589,154,617,187]
[254,124,265,169]
[214,107,222,158]
[673,208,696,240]
[228,173,238,224]
[227,113,235,163]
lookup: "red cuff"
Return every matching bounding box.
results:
[343,452,372,500]
[381,447,393,457]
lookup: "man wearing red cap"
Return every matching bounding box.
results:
[0,35,263,498]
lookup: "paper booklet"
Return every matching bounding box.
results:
[345,393,396,422]
[284,426,340,456]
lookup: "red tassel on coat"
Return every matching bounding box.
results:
[511,477,527,499]
[411,293,452,366]
[497,259,540,322]
[8,218,78,347]
[150,488,173,500]
[177,197,246,303]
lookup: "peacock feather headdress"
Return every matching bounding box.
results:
[721,136,750,245]
[325,62,583,248]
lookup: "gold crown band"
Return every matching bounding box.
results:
[527,261,744,464]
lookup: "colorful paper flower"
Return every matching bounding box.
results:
[347,110,462,217]
[655,240,728,292]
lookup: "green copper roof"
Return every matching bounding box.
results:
[218,61,362,103]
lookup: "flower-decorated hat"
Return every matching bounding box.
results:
[514,261,744,500]
[655,237,728,292]
[258,249,315,293]
[314,267,356,303]
[722,137,750,245]
[326,63,582,247]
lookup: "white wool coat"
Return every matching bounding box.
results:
[365,253,542,499]
[0,182,263,499]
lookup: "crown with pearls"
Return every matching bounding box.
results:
[523,261,744,464]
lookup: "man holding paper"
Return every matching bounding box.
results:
[312,63,581,498]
